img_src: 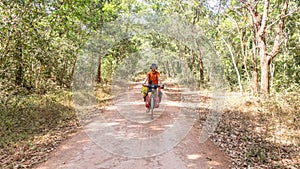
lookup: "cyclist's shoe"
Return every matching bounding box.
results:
[146,108,150,113]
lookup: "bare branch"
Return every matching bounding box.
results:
[269,0,289,61]
[267,6,298,30]
[258,0,270,36]
[222,38,243,94]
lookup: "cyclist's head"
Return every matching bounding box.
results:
[150,63,157,71]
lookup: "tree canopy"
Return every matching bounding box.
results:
[1,0,300,168]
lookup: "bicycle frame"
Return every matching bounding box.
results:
[143,84,163,119]
[149,87,158,119]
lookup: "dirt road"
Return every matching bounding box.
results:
[35,83,230,169]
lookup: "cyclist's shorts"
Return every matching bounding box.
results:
[147,86,161,92]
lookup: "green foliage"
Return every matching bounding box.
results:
[0,91,76,148]
[0,0,122,94]
[1,0,299,167]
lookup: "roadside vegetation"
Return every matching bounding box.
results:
[1,0,299,168]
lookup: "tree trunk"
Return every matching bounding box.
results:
[257,0,270,93]
[198,51,204,85]
[241,0,267,93]
[15,42,23,87]
[252,66,259,93]
[260,58,270,93]
[71,56,77,87]
[258,30,270,93]
[194,39,204,85]
[225,13,251,84]
[16,62,23,86]
[165,61,170,78]
[191,50,195,75]
[260,0,289,93]
[97,55,101,83]
[245,1,260,94]
[171,60,176,77]
[250,30,259,93]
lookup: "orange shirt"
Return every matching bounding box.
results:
[147,70,160,84]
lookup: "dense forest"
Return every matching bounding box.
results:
[1,0,299,168]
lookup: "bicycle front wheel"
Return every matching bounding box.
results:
[150,96,154,119]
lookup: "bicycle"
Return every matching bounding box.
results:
[143,84,164,119]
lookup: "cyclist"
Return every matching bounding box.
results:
[143,63,163,103]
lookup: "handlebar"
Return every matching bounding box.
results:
[143,84,164,89]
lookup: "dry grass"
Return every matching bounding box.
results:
[0,85,114,168]
[211,92,300,168]
[226,92,299,146]
[0,91,79,168]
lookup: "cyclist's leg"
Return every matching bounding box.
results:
[145,92,151,113]
[146,107,150,113]
[143,92,148,102]
[158,90,162,102]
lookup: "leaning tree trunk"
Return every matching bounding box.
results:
[223,38,243,94]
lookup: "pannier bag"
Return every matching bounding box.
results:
[141,86,148,97]
[145,95,159,108]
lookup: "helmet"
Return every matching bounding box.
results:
[150,63,158,69]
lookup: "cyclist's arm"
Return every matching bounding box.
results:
[143,77,148,85]
[158,77,162,85]
[158,72,162,85]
